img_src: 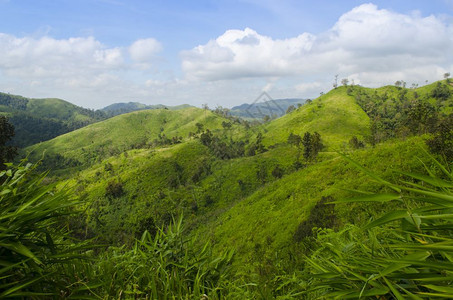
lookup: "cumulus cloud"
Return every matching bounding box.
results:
[181,27,315,80]
[0,33,166,107]
[0,34,123,79]
[129,38,162,63]
[181,3,453,85]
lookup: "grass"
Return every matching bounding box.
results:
[23,107,231,170]
[202,137,430,267]
[301,149,453,299]
[263,86,371,150]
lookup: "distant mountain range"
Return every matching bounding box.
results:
[229,98,306,119]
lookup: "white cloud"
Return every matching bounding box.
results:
[129,38,162,63]
[181,3,453,87]
[0,34,123,79]
[0,34,167,107]
[1,3,453,109]
[181,27,315,80]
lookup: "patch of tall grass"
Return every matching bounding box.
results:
[0,161,91,298]
[301,151,453,299]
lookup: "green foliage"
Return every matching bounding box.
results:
[302,131,323,161]
[9,80,453,298]
[286,105,296,114]
[263,87,371,150]
[0,116,17,169]
[302,151,453,299]
[105,180,124,198]
[271,164,284,179]
[0,161,89,298]
[353,82,453,144]
[93,216,235,299]
[426,114,453,162]
[23,107,230,172]
[431,81,452,101]
[349,135,365,149]
[0,92,108,147]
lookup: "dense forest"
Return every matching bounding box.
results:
[1,80,453,298]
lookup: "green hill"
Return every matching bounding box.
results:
[23,107,232,172]
[10,80,453,298]
[263,86,370,149]
[0,92,108,147]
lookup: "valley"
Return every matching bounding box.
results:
[2,80,452,298]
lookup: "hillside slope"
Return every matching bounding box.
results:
[0,92,107,147]
[24,107,231,171]
[263,87,370,149]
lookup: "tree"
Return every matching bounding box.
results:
[341,78,349,86]
[333,74,338,89]
[271,165,284,179]
[287,132,302,148]
[310,132,323,159]
[426,115,453,162]
[286,105,296,114]
[349,136,365,149]
[431,82,451,101]
[105,180,124,198]
[444,72,450,79]
[254,132,266,154]
[406,100,438,134]
[221,121,232,130]
[256,163,267,184]
[0,116,17,169]
[195,122,204,133]
[302,132,312,160]
[200,129,213,146]
[302,131,323,161]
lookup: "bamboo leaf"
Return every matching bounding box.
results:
[364,210,408,229]
[334,193,401,203]
[398,171,453,188]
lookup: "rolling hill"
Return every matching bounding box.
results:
[0,92,108,147]
[12,80,453,298]
[23,106,233,173]
[263,87,370,149]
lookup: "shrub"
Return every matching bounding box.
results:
[271,165,284,179]
[105,180,124,198]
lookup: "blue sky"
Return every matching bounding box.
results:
[0,0,452,108]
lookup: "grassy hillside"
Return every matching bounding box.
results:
[205,137,429,266]
[263,86,371,149]
[24,107,232,172]
[9,80,452,298]
[0,92,107,147]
